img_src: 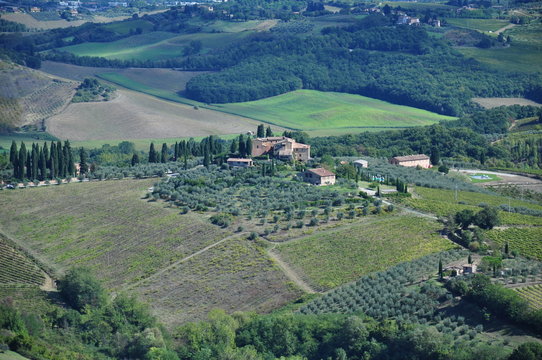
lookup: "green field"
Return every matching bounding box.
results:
[275,215,455,291]
[0,351,30,360]
[214,90,456,134]
[486,227,542,260]
[446,18,510,32]
[102,19,155,35]
[458,23,542,73]
[57,31,251,61]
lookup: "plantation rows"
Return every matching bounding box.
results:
[20,81,75,125]
[515,284,542,309]
[0,239,44,286]
[153,166,358,217]
[299,249,467,321]
[0,96,22,130]
[486,227,542,260]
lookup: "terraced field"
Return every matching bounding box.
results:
[515,284,542,309]
[0,236,44,286]
[275,215,456,291]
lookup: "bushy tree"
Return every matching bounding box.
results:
[59,267,107,311]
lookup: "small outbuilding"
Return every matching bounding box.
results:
[353,159,368,168]
[462,264,477,274]
[390,154,431,168]
[227,158,253,167]
[303,168,336,186]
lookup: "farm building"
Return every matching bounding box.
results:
[462,264,477,274]
[353,159,368,168]
[227,158,253,167]
[390,154,431,168]
[303,168,336,186]
[252,137,310,162]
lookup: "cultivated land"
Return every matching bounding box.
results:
[45,88,267,140]
[457,22,542,73]
[473,97,542,109]
[213,90,456,134]
[446,18,511,32]
[1,10,166,30]
[275,215,455,291]
[57,30,253,61]
[0,180,302,325]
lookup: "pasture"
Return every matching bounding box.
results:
[57,31,252,61]
[458,22,542,73]
[215,90,456,134]
[445,18,510,33]
[45,88,266,141]
[274,215,455,291]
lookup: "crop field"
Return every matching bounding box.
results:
[46,88,265,140]
[515,284,542,309]
[473,97,542,109]
[274,215,456,291]
[0,235,44,286]
[458,23,542,73]
[486,227,542,260]
[57,31,252,61]
[202,19,277,33]
[446,18,510,32]
[20,80,76,126]
[134,236,302,327]
[215,90,456,134]
[0,179,231,289]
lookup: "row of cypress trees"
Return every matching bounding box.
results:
[9,140,76,181]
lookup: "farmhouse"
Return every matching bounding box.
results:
[390,154,431,168]
[252,137,310,162]
[303,168,336,186]
[462,264,477,274]
[353,159,368,168]
[227,158,253,167]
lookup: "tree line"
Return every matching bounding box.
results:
[9,140,75,181]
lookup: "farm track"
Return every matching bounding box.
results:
[120,232,243,293]
[268,249,318,294]
[495,23,516,34]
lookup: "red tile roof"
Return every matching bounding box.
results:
[307,168,335,177]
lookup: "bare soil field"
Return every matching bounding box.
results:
[473,97,542,109]
[2,10,165,30]
[41,61,205,93]
[46,88,264,140]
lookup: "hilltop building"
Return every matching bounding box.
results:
[390,154,431,168]
[303,168,336,186]
[252,136,310,162]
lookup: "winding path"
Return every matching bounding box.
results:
[268,249,317,294]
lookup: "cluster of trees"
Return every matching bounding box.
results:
[72,78,115,103]
[9,140,75,181]
[446,206,501,251]
[447,274,542,334]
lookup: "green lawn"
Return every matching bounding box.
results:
[446,18,509,32]
[275,215,455,291]
[214,90,456,133]
[57,31,252,61]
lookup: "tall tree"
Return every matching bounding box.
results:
[238,134,246,157]
[161,143,168,163]
[66,141,75,177]
[257,124,265,138]
[148,143,157,163]
[31,144,38,180]
[230,139,238,154]
[266,126,273,137]
[131,153,140,166]
[9,141,17,166]
[430,147,440,166]
[438,258,443,279]
[38,147,46,181]
[57,141,65,178]
[79,147,88,175]
[246,137,252,156]
[203,142,210,168]
[18,142,26,180]
[11,150,18,179]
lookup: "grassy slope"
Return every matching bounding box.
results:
[0,180,300,325]
[446,18,510,32]
[276,215,455,291]
[457,22,542,73]
[210,90,456,132]
[57,31,251,61]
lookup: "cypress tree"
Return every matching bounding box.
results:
[148,143,157,163]
[43,142,49,177]
[238,135,246,157]
[161,143,168,163]
[230,139,238,154]
[12,150,18,179]
[131,153,139,166]
[174,142,179,161]
[66,141,75,177]
[203,142,210,168]
[50,142,57,178]
[39,147,46,181]
[31,145,38,180]
[257,124,265,138]
[504,242,509,255]
[18,142,26,180]
[79,147,88,175]
[246,137,252,156]
[438,258,443,279]
[26,147,32,179]
[266,126,273,137]
[9,141,17,166]
[468,254,472,264]
[57,141,64,178]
